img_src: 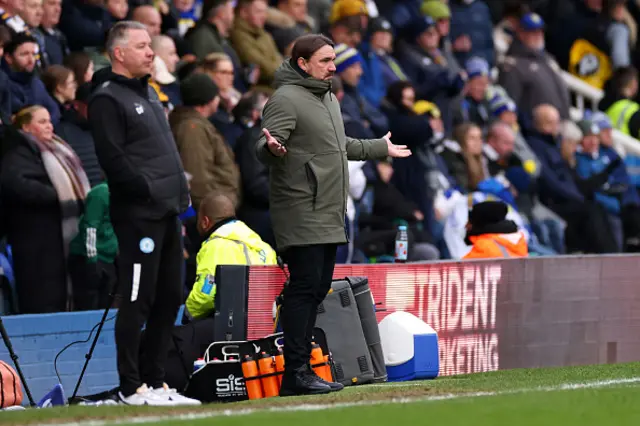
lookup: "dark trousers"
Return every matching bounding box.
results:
[68,255,117,311]
[554,201,618,253]
[113,215,183,396]
[281,244,337,371]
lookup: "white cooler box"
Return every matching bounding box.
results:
[379,312,439,382]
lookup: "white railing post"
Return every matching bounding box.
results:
[561,70,640,157]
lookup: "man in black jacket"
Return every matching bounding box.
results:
[55,83,102,187]
[88,21,198,406]
[233,92,275,247]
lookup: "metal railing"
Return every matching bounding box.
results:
[562,71,640,156]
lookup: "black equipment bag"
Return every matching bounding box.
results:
[184,330,332,403]
[315,279,375,386]
[347,276,387,383]
[139,317,215,392]
[213,265,249,342]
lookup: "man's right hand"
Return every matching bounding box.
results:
[263,128,287,156]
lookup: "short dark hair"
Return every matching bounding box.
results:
[604,0,627,15]
[503,0,529,19]
[41,65,74,94]
[64,51,92,85]
[202,0,232,20]
[291,34,334,62]
[232,90,268,122]
[606,66,639,95]
[386,80,414,108]
[5,33,37,56]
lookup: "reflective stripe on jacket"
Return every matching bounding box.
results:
[185,220,277,320]
[606,99,640,137]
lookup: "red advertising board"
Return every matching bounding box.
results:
[248,256,640,376]
[248,262,502,376]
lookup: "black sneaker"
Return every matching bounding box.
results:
[279,365,332,397]
[305,364,344,392]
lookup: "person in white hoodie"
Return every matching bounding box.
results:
[342,160,367,263]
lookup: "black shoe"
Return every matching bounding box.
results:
[305,364,344,392]
[279,365,332,397]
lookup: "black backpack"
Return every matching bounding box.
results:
[139,317,216,392]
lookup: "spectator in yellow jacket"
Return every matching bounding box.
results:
[185,192,277,321]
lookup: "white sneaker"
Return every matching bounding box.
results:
[118,384,177,406]
[150,383,202,406]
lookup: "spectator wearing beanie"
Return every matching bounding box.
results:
[493,0,529,64]
[169,73,240,210]
[396,15,466,133]
[573,119,624,252]
[272,24,305,57]
[421,0,460,73]
[359,16,408,108]
[591,110,640,207]
[591,110,640,250]
[452,57,491,129]
[499,13,571,123]
[489,91,541,179]
[327,0,368,47]
[334,43,389,138]
[463,201,528,259]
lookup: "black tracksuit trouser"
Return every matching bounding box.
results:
[113,215,183,396]
[281,244,337,372]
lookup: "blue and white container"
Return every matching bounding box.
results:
[193,358,206,373]
[379,312,439,382]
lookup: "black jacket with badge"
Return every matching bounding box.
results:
[88,67,189,221]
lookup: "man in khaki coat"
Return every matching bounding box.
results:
[169,73,240,210]
[257,34,411,397]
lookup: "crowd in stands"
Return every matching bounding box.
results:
[2,0,640,315]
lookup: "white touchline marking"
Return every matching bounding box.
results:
[32,377,640,426]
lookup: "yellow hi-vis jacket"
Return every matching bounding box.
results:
[185,219,277,321]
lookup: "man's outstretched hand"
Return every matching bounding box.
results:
[263,128,287,156]
[383,132,411,158]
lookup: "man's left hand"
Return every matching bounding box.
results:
[383,132,412,158]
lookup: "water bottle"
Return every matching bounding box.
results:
[395,225,409,263]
